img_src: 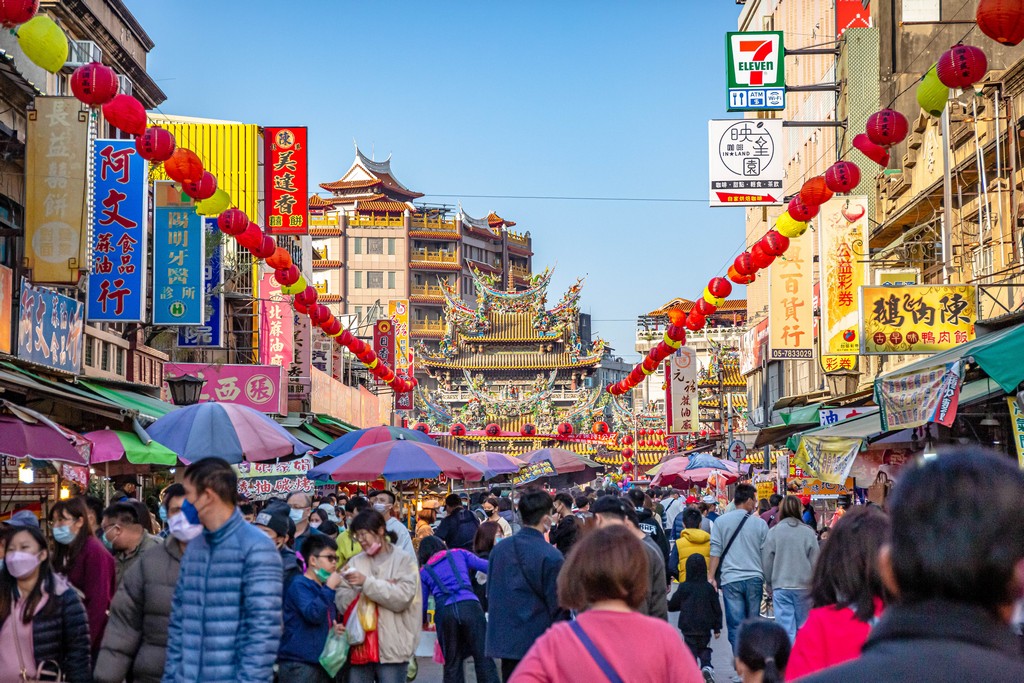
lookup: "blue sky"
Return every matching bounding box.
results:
[126,1,746,361]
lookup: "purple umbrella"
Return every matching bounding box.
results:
[0,401,90,464]
[462,451,525,480]
[308,440,487,482]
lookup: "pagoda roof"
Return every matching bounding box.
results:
[648,297,748,316]
[699,357,746,388]
[319,146,424,200]
[308,194,331,208]
[355,199,415,213]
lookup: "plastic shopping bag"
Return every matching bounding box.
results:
[319,629,350,677]
[357,594,378,632]
[344,599,366,646]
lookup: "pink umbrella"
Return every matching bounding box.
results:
[650,455,741,488]
[0,400,90,464]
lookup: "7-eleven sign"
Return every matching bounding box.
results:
[726,31,786,112]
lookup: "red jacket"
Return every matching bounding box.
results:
[65,534,116,653]
[788,599,883,680]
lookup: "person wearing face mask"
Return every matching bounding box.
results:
[482,496,512,538]
[255,503,302,593]
[93,484,202,683]
[287,492,322,557]
[337,496,368,566]
[163,458,283,683]
[49,497,116,657]
[0,524,92,682]
[373,490,414,556]
[100,502,162,588]
[435,493,480,552]
[278,534,344,683]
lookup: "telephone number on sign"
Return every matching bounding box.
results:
[770,349,814,360]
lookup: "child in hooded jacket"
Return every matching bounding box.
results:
[668,553,722,681]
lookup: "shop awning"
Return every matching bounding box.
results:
[877,322,1024,393]
[76,380,177,424]
[0,366,128,422]
[316,414,356,433]
[753,404,821,448]
[276,413,336,450]
[286,427,330,450]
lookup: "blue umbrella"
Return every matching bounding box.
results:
[316,425,435,459]
[307,440,486,482]
[684,453,736,471]
[147,402,311,464]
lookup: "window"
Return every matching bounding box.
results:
[353,237,361,255]
[367,237,384,254]
[355,306,363,320]
[367,271,384,289]
[388,238,396,255]
[84,339,93,367]
[388,271,396,289]
[116,348,124,376]
[972,245,993,278]
[354,271,362,289]
[101,343,110,371]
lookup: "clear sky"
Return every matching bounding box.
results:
[126,0,747,362]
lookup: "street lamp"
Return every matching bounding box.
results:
[166,374,207,406]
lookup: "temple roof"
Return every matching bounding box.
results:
[648,297,748,316]
[308,194,331,208]
[319,147,424,200]
[355,199,415,213]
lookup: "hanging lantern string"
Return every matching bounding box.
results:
[883,21,978,110]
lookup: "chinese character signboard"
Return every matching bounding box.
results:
[289,310,312,400]
[258,272,294,368]
[769,229,814,360]
[874,360,964,432]
[793,436,862,485]
[739,318,769,375]
[725,31,785,111]
[88,140,147,322]
[264,127,308,235]
[177,220,223,347]
[389,299,414,410]
[17,279,84,374]
[373,320,395,386]
[875,268,919,286]
[0,265,11,354]
[818,406,878,426]
[164,362,288,415]
[153,182,205,325]
[819,196,869,356]
[233,455,314,501]
[859,285,976,355]
[837,0,872,37]
[708,120,783,206]
[512,460,556,486]
[1007,397,1024,469]
[665,347,700,434]
[24,98,90,284]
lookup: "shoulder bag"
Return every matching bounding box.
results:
[14,615,64,682]
[714,512,752,587]
[569,620,624,683]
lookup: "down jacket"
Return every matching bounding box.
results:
[20,574,93,682]
[93,537,181,683]
[161,509,283,683]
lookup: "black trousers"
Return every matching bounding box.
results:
[436,599,499,683]
[684,632,713,669]
[500,659,520,682]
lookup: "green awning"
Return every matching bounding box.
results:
[316,414,357,432]
[0,362,129,411]
[779,404,821,426]
[286,426,330,450]
[77,380,177,423]
[304,422,335,444]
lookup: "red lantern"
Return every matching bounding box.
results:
[787,196,819,222]
[378,366,396,384]
[621,448,634,460]
[936,44,989,88]
[309,304,331,326]
[708,276,732,299]
[607,383,622,396]
[217,208,248,236]
[865,109,909,147]
[761,231,790,256]
[414,422,431,434]
[236,221,262,250]
[592,421,610,435]
[266,247,292,270]
[627,367,645,385]
[734,252,755,276]
[824,161,862,194]
[852,133,891,167]
[0,1,39,28]
[485,423,501,437]
[163,148,204,184]
[102,94,147,136]
[799,176,834,207]
[350,338,367,355]
[685,308,706,331]
[450,423,467,436]
[666,324,687,342]
[750,242,776,269]
[642,354,659,372]
[655,341,673,359]
[727,265,755,285]
[70,62,118,106]
[322,316,341,336]
[339,330,354,346]
[296,286,318,308]
[557,422,574,437]
[356,348,376,364]
[136,126,176,162]
[182,171,217,201]
[251,234,277,260]
[977,0,1024,46]
[274,265,300,286]
[621,461,634,474]
[521,423,537,436]
[695,298,717,316]
[622,434,634,445]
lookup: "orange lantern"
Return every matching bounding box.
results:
[164,148,204,184]
[799,176,833,206]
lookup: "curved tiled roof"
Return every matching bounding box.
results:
[355,199,413,213]
[649,298,748,316]
[308,194,331,208]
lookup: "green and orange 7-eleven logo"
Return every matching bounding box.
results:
[726,31,785,88]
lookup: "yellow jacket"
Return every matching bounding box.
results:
[675,528,711,582]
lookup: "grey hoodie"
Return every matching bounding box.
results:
[762,517,819,591]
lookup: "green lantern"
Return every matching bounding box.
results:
[18,15,68,73]
[280,276,307,295]
[917,64,949,118]
[196,188,231,216]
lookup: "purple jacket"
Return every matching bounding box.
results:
[420,549,488,608]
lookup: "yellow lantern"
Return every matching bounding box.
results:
[663,332,682,349]
[18,15,68,74]
[917,64,949,118]
[775,211,808,239]
[196,189,231,216]
[641,365,654,375]
[703,288,725,308]
[280,276,307,295]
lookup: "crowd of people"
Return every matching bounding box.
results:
[1,447,1024,682]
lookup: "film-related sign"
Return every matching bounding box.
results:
[88,140,148,322]
[793,436,862,486]
[708,119,784,206]
[24,98,90,284]
[373,320,395,386]
[665,347,700,434]
[875,360,964,432]
[258,272,294,368]
[819,196,869,356]
[725,31,785,111]
[234,455,314,501]
[859,285,976,355]
[739,318,769,375]
[389,299,413,409]
[264,127,308,235]
[17,278,84,374]
[177,220,223,347]
[769,229,814,360]
[164,362,288,415]
[0,265,11,354]
[152,182,205,325]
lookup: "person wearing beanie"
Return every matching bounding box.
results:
[256,505,301,591]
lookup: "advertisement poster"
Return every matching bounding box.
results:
[860,284,976,355]
[875,361,964,431]
[373,319,395,386]
[665,347,700,434]
[234,455,314,501]
[177,220,223,347]
[164,362,288,415]
[819,195,869,356]
[512,460,556,486]
[793,436,863,485]
[708,119,784,205]
[389,299,413,409]
[769,228,814,360]
[264,127,308,235]
[258,272,294,368]
[0,265,11,354]
[739,317,769,375]
[17,279,84,374]
[152,182,205,325]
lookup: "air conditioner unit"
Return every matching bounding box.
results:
[64,40,102,69]
[117,74,133,97]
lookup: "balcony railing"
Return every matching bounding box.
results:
[309,214,339,228]
[509,264,531,279]
[347,213,404,228]
[507,230,530,246]
[410,215,457,232]
[436,387,589,402]
[411,319,446,335]
[410,248,458,265]
[410,283,446,298]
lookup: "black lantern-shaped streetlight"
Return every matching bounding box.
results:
[166,374,207,406]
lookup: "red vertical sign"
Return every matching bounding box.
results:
[372,320,395,386]
[836,0,871,37]
[265,127,308,235]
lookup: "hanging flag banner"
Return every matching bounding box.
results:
[164,362,288,414]
[373,319,395,386]
[264,127,308,235]
[793,436,863,485]
[512,460,556,486]
[153,182,205,325]
[389,299,414,409]
[875,360,964,432]
[708,119,784,206]
[177,220,223,347]
[739,318,769,375]
[769,228,814,360]
[725,31,786,111]
[288,309,312,401]
[819,195,869,356]
[17,278,84,374]
[24,98,90,284]
[665,347,700,434]
[234,455,315,501]
[859,284,976,355]
[258,272,294,368]
[0,265,11,354]
[88,139,148,322]
[1007,397,1024,470]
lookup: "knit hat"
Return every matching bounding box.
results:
[254,506,290,538]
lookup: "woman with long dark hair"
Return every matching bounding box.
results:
[0,525,92,681]
[735,619,791,683]
[50,496,116,654]
[471,521,502,610]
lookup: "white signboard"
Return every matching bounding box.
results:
[709,119,784,207]
[665,347,700,435]
[818,406,879,426]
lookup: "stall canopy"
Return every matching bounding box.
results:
[76,380,177,424]
[0,364,128,422]
[277,413,334,450]
[753,404,821,447]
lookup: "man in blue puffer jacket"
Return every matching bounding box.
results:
[162,458,283,683]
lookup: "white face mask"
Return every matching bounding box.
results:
[168,512,203,542]
[310,521,321,529]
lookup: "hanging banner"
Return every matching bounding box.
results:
[24,98,90,284]
[819,195,869,356]
[793,436,862,485]
[875,360,964,431]
[164,362,288,414]
[512,460,556,486]
[837,0,872,37]
[289,310,312,400]
[389,299,413,409]
[258,272,294,368]
[769,229,814,360]
[373,319,395,386]
[739,317,769,375]
[264,127,308,235]
[859,284,976,355]
[725,31,786,111]
[0,265,11,354]
[152,182,205,325]
[88,139,148,322]
[234,455,314,501]
[665,347,700,434]
[177,220,223,347]
[17,279,84,374]
[708,119,784,206]
[1007,397,1024,470]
